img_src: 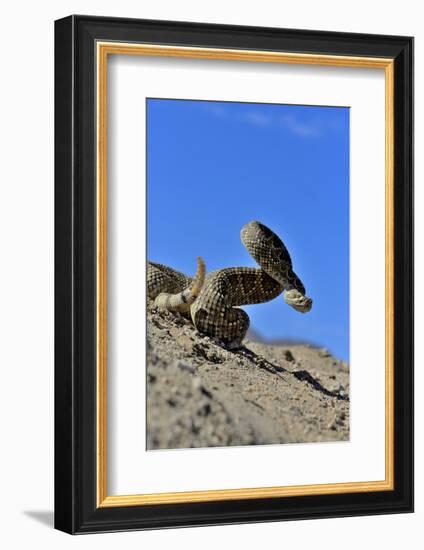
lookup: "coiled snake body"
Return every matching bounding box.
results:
[147,221,312,348]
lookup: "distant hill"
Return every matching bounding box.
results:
[246,326,321,349]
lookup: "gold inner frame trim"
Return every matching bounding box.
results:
[96,42,395,508]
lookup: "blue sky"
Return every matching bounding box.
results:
[147,99,350,361]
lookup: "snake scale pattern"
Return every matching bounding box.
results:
[147,221,312,348]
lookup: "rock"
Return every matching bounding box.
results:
[146,301,350,450]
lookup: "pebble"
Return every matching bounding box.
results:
[284,350,295,362]
[176,361,195,374]
[318,348,331,358]
[191,377,202,391]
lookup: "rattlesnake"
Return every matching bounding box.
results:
[147,221,312,348]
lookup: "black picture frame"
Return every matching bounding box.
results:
[55,14,413,534]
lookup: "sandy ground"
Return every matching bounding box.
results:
[146,300,349,450]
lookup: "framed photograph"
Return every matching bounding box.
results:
[54,15,413,534]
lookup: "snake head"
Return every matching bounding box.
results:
[283,289,313,313]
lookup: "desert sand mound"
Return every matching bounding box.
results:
[147,300,349,450]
